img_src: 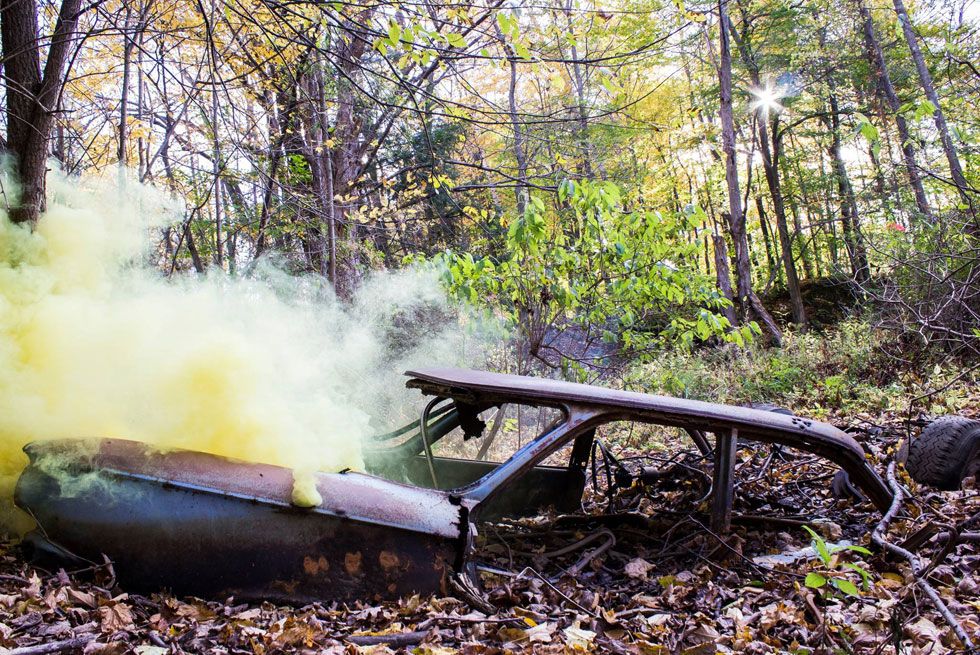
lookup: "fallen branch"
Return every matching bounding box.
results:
[345,630,429,647]
[6,635,96,655]
[416,615,524,630]
[872,461,974,651]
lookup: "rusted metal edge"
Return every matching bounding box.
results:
[407,368,894,513]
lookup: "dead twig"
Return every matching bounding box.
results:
[566,528,616,576]
[6,635,96,655]
[416,615,524,630]
[872,461,975,651]
[345,630,429,647]
[514,567,599,618]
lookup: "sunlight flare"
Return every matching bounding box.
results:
[749,82,786,116]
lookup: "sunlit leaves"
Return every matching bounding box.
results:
[801,526,874,600]
[439,180,751,365]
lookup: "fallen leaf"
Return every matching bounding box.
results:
[134,646,169,655]
[905,616,942,646]
[83,642,128,655]
[99,602,135,633]
[563,625,596,650]
[22,573,42,598]
[67,588,98,608]
[526,622,555,643]
[625,558,655,580]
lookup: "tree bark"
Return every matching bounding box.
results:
[891,0,975,218]
[727,6,806,326]
[717,0,782,345]
[759,116,807,325]
[117,3,132,165]
[857,0,932,221]
[712,234,739,327]
[827,90,871,283]
[2,0,83,224]
[496,22,529,215]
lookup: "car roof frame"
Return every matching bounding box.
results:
[405,367,893,530]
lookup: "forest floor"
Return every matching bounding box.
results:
[0,411,977,655]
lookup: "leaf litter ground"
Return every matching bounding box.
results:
[0,413,977,654]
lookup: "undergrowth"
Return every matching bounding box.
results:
[624,319,978,418]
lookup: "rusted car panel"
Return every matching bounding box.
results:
[405,367,893,514]
[14,367,894,605]
[16,439,462,603]
[373,456,587,520]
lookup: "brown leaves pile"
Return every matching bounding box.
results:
[0,416,977,654]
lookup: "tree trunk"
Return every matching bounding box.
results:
[117,2,134,165]
[562,0,599,179]
[759,116,807,325]
[712,234,739,327]
[857,0,932,221]
[496,22,529,215]
[1,0,83,224]
[717,0,782,345]
[205,0,223,267]
[891,0,975,218]
[755,195,778,280]
[826,66,871,283]
[728,5,804,326]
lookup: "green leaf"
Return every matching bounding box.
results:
[832,578,860,596]
[843,562,873,590]
[915,99,936,121]
[446,32,467,48]
[803,526,831,565]
[496,11,510,33]
[840,544,872,556]
[804,572,827,589]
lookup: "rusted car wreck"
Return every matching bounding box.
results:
[16,367,896,604]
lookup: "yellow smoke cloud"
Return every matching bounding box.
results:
[0,170,485,531]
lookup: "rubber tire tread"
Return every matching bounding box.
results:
[906,416,980,490]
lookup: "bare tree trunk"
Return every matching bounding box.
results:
[136,30,146,180]
[759,116,807,325]
[325,138,337,284]
[891,0,975,217]
[778,146,815,280]
[117,2,134,165]
[712,234,739,327]
[205,0,223,267]
[314,60,337,284]
[1,0,84,224]
[728,5,805,326]
[717,0,782,344]
[857,0,932,221]
[160,118,204,274]
[755,195,778,279]
[561,0,599,179]
[827,90,871,283]
[496,22,529,215]
[787,138,826,278]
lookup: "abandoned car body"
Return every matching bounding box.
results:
[15,367,895,604]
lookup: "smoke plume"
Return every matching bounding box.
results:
[0,169,490,531]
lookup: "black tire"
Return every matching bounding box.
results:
[906,416,980,490]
